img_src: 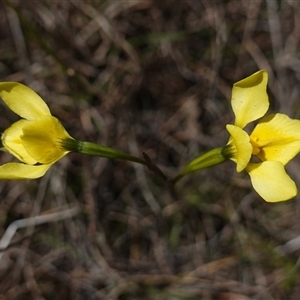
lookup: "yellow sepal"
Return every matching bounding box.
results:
[231,70,269,129]
[0,162,53,180]
[0,82,51,120]
[246,161,297,202]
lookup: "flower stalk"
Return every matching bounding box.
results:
[173,145,233,184]
[61,138,146,165]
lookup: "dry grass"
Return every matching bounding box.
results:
[1,0,300,299]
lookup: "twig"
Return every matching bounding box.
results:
[0,206,80,262]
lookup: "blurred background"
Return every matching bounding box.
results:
[1,0,300,299]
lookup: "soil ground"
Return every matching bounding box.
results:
[1,1,300,299]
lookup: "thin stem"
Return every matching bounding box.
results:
[172,146,232,184]
[79,141,147,165]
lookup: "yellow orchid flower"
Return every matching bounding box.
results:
[174,70,300,203]
[0,82,73,179]
[0,82,146,180]
[226,70,300,202]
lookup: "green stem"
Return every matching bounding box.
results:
[62,138,147,166]
[173,146,233,184]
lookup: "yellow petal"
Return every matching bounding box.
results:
[2,120,37,164]
[250,113,300,165]
[0,82,51,120]
[232,70,269,128]
[0,162,53,179]
[226,124,252,172]
[21,116,72,164]
[246,161,297,202]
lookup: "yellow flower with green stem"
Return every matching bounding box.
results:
[175,70,300,202]
[0,82,146,179]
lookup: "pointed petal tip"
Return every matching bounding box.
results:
[234,70,268,89]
